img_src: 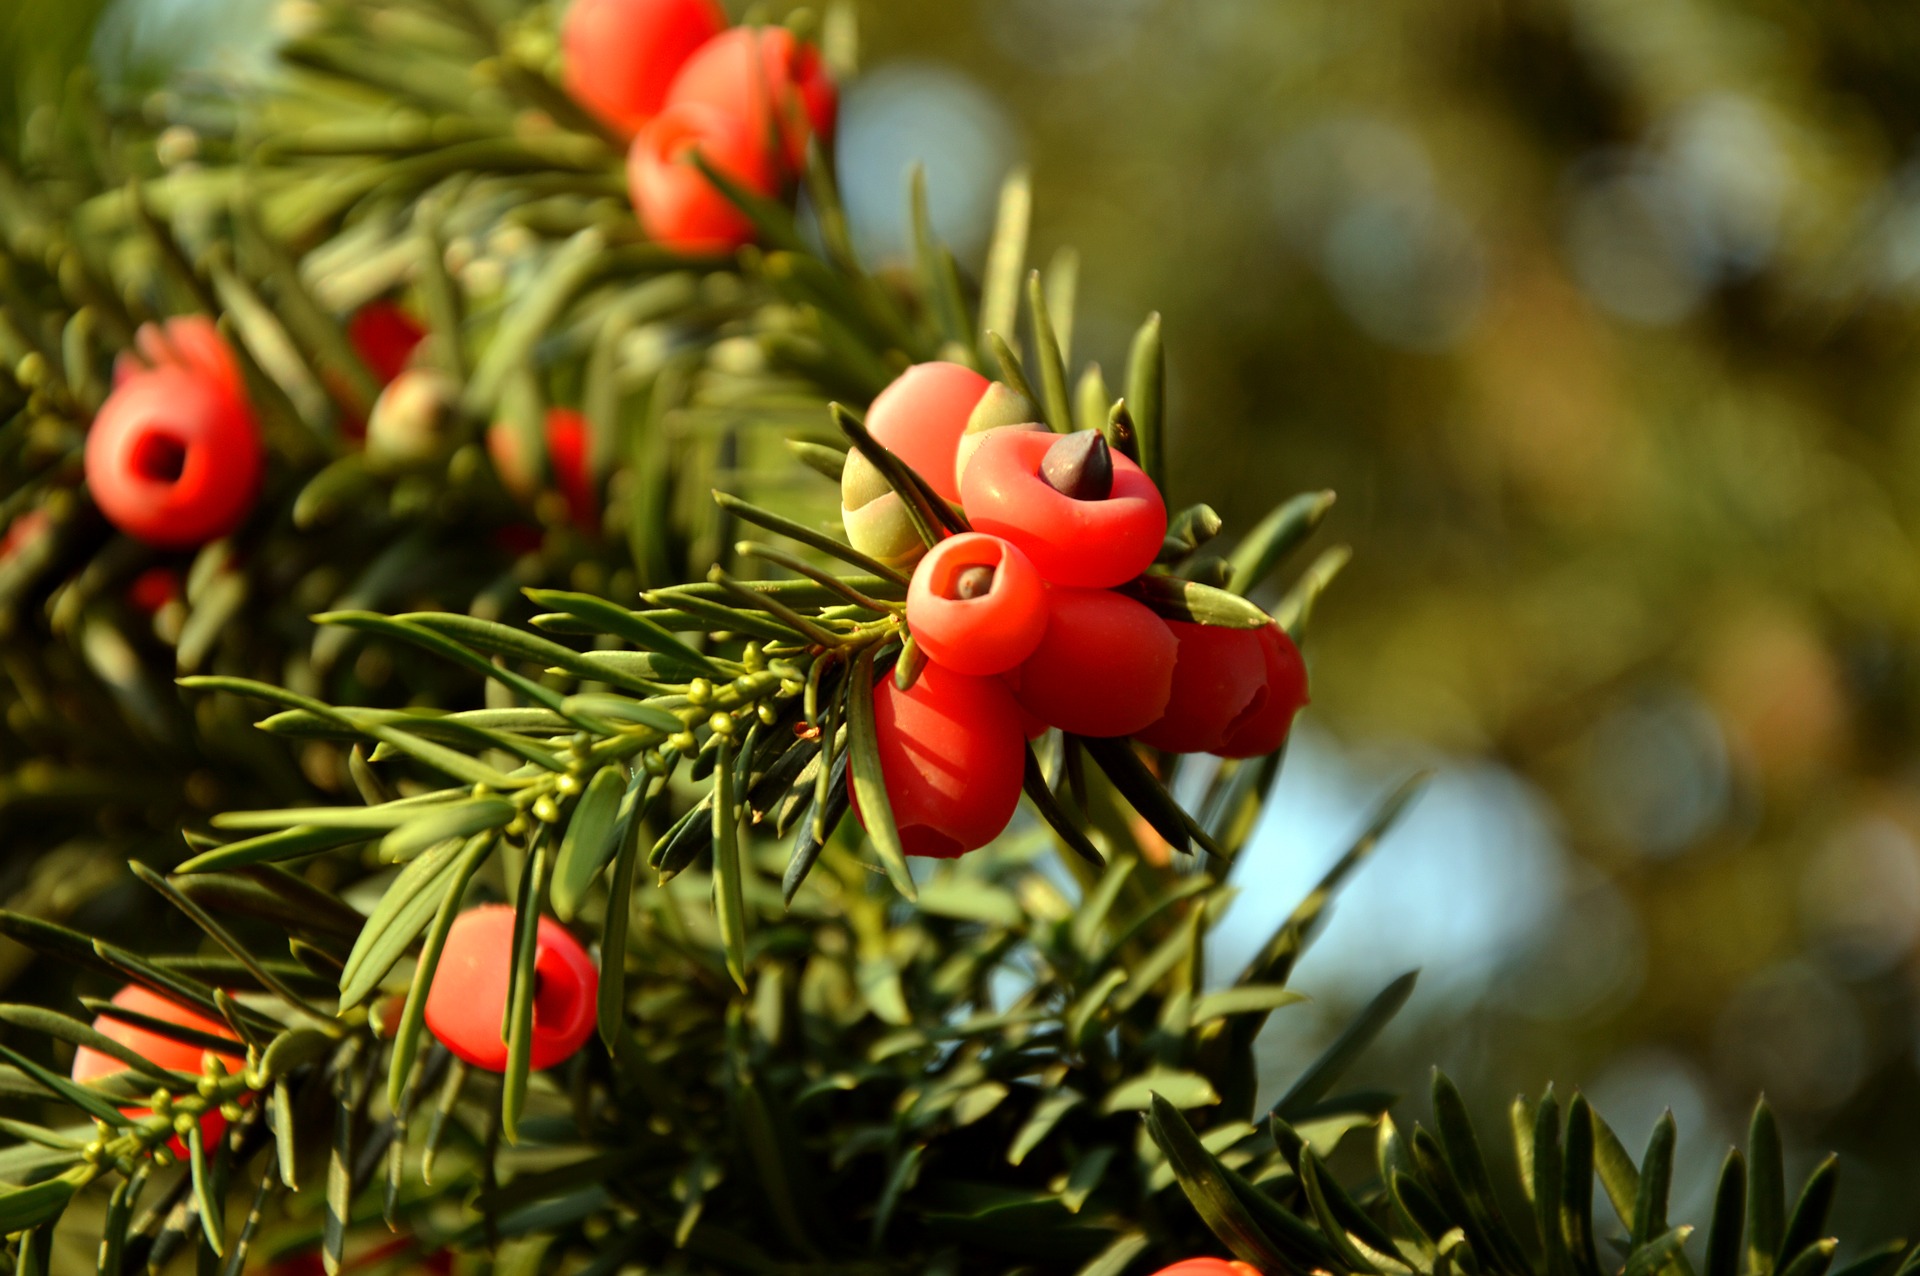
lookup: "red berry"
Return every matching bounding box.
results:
[866,362,990,505]
[0,509,50,560]
[1009,587,1176,738]
[852,660,1025,858]
[664,25,836,174]
[563,0,726,137]
[627,101,779,253]
[905,532,1046,676]
[424,905,599,1072]
[960,429,1167,588]
[86,364,262,548]
[1217,624,1309,758]
[117,316,243,402]
[1133,621,1267,754]
[348,300,426,385]
[545,407,597,530]
[128,566,182,615]
[71,984,245,1158]
[1148,1262,1264,1276]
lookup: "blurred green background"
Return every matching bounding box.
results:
[15,0,1920,1249]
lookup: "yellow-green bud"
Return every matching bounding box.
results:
[366,368,459,472]
[533,795,561,823]
[840,451,925,568]
[955,382,1047,491]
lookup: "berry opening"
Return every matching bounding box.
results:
[951,564,996,600]
[132,431,189,483]
[532,947,583,1031]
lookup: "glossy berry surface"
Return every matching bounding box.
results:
[1133,620,1268,754]
[665,25,836,173]
[348,300,427,384]
[866,362,990,505]
[562,0,725,136]
[1217,624,1309,758]
[628,101,778,252]
[1010,587,1177,738]
[854,660,1024,858]
[72,984,245,1156]
[86,364,262,548]
[905,533,1047,676]
[424,905,599,1072]
[1148,1262,1265,1276]
[960,428,1167,588]
[545,407,597,529]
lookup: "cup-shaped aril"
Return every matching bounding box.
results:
[562,0,726,136]
[663,25,836,174]
[1133,620,1267,754]
[864,361,989,505]
[348,299,426,385]
[852,660,1024,858]
[86,364,262,548]
[1148,1262,1265,1276]
[1009,587,1177,738]
[628,101,778,253]
[1217,624,1309,758]
[960,428,1167,588]
[72,984,246,1157]
[905,533,1046,676]
[424,905,599,1073]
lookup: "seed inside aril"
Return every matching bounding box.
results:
[1040,429,1113,501]
[952,564,996,599]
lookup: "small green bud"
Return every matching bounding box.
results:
[366,368,459,472]
[757,702,778,726]
[708,712,735,737]
[670,730,698,753]
[742,642,764,671]
[556,772,582,797]
[533,795,561,823]
[955,382,1048,490]
[687,678,713,704]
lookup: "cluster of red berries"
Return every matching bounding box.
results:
[843,364,1310,860]
[562,0,837,252]
[80,298,429,555]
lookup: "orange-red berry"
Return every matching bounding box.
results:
[71,984,245,1157]
[1216,624,1309,758]
[866,362,991,505]
[1148,1262,1265,1276]
[424,905,599,1073]
[545,407,597,530]
[664,25,836,174]
[960,428,1167,588]
[905,533,1047,676]
[627,101,779,252]
[1133,620,1268,754]
[853,660,1025,858]
[348,299,426,385]
[1009,587,1177,738]
[561,0,726,137]
[86,362,262,548]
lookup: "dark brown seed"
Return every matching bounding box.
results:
[952,565,996,599]
[1040,430,1113,501]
